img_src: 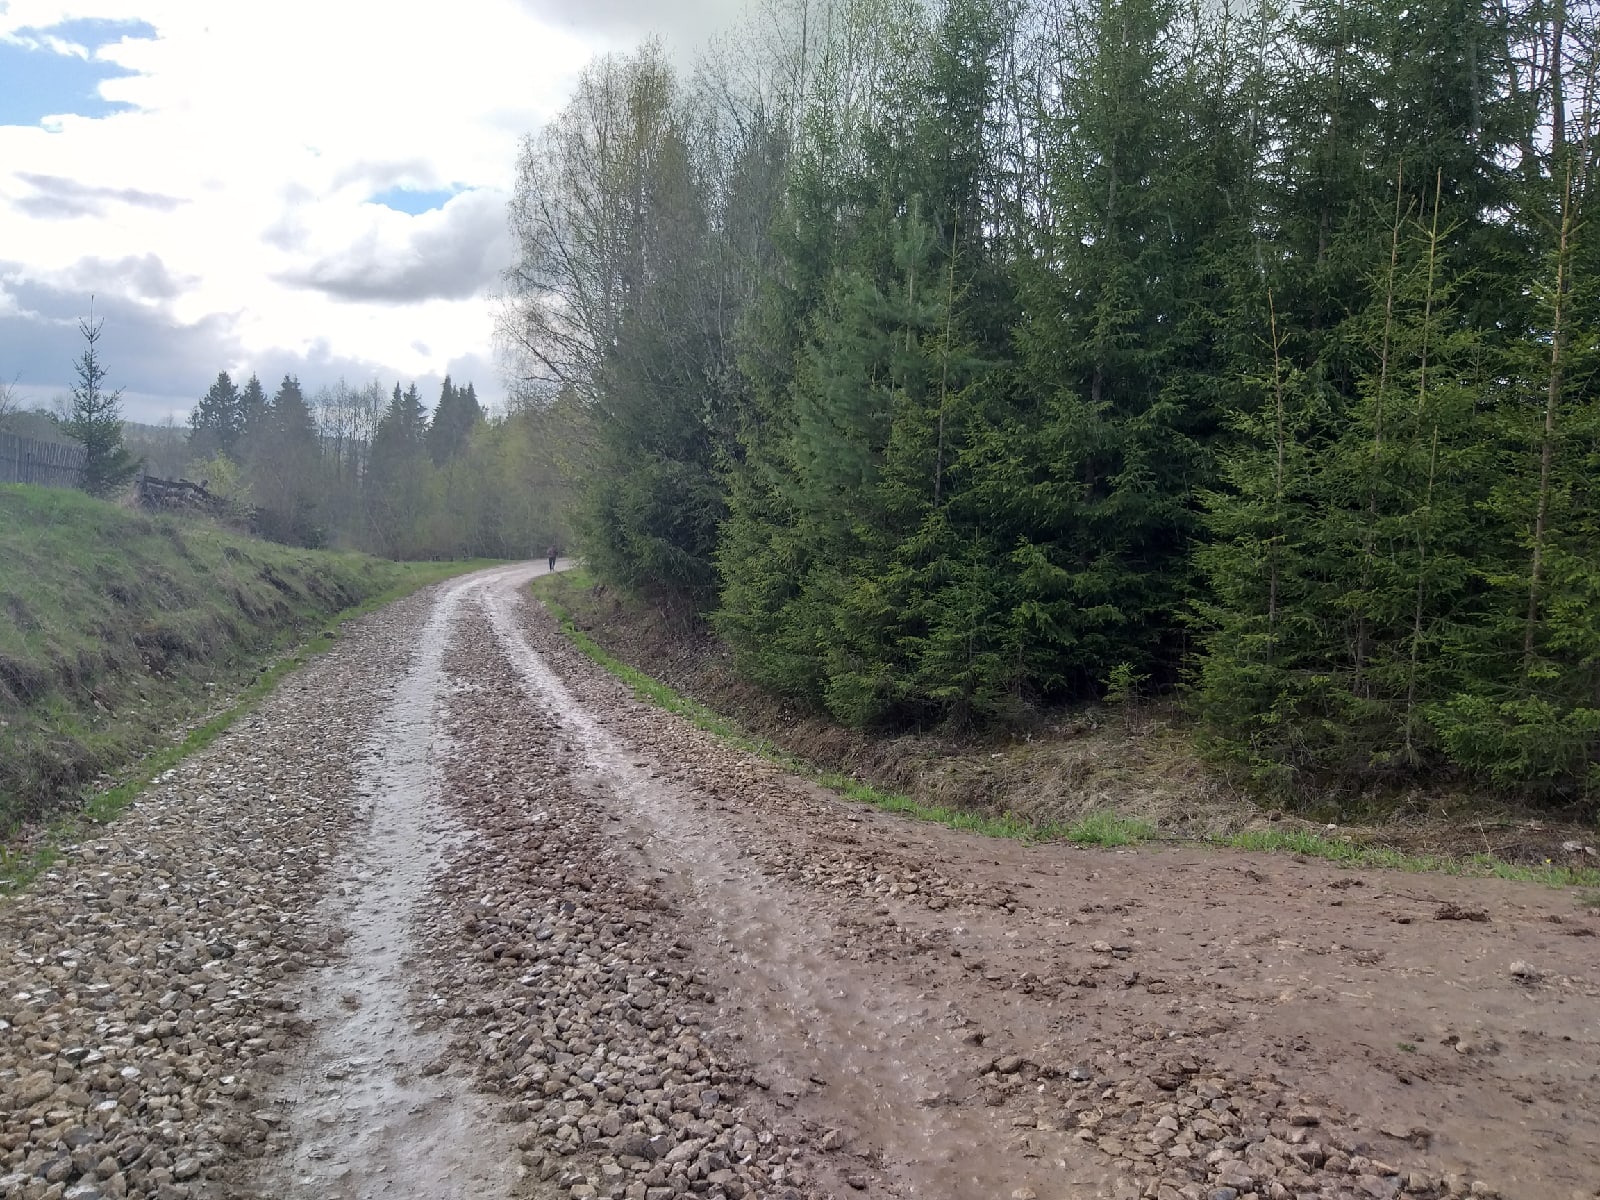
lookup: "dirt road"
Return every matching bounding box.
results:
[2,563,1596,1200]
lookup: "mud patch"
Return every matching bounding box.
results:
[257,578,517,1200]
[482,578,1088,1198]
[519,576,1600,1200]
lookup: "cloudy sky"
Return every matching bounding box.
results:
[0,0,739,424]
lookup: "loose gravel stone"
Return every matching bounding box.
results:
[0,587,436,1199]
[5,566,1591,1200]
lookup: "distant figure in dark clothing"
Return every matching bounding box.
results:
[548,544,557,572]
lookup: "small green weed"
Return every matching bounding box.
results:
[1103,661,1149,706]
[1067,811,1156,847]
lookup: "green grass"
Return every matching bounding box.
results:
[1212,826,1600,887]
[1,484,495,885]
[531,571,1148,848]
[2,551,491,892]
[530,569,1600,891]
[1067,810,1159,846]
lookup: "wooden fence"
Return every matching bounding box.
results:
[0,432,86,488]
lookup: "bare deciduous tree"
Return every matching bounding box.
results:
[0,376,19,431]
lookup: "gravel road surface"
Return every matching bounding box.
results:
[2,563,1596,1200]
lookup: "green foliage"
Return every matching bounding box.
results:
[1198,184,1501,786]
[246,375,324,546]
[363,383,433,557]
[1427,172,1600,795]
[1104,663,1149,706]
[60,312,139,497]
[186,450,246,500]
[181,361,579,561]
[189,371,242,459]
[427,376,483,467]
[236,374,269,449]
[504,0,1600,803]
[182,450,253,526]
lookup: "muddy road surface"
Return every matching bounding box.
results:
[2,563,1596,1200]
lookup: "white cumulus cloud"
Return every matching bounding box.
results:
[0,0,650,420]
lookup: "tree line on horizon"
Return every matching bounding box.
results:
[502,0,1599,800]
[5,336,582,563]
[183,370,581,558]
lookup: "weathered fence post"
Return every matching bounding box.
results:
[0,432,87,488]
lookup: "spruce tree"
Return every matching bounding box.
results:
[1198,179,1490,786]
[246,375,324,545]
[428,376,485,466]
[61,310,139,497]
[235,374,269,463]
[1005,0,1223,698]
[267,375,318,449]
[190,371,242,459]
[364,383,433,557]
[1433,167,1600,794]
[1193,296,1336,784]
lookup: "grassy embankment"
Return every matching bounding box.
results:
[531,568,1600,892]
[1,485,495,884]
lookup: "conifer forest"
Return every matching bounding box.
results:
[497,0,1599,801]
[183,370,584,562]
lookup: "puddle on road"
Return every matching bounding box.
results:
[479,573,1107,1200]
[260,576,518,1200]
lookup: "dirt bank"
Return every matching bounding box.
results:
[538,574,1600,870]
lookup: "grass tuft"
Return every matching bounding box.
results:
[1067,810,1157,847]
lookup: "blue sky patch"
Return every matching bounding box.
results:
[0,18,157,127]
[368,186,462,215]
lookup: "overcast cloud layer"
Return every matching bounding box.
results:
[0,0,740,424]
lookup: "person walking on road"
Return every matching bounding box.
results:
[548,544,558,572]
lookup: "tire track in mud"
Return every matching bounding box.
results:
[475,569,1109,1199]
[415,599,824,1199]
[257,576,517,1200]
